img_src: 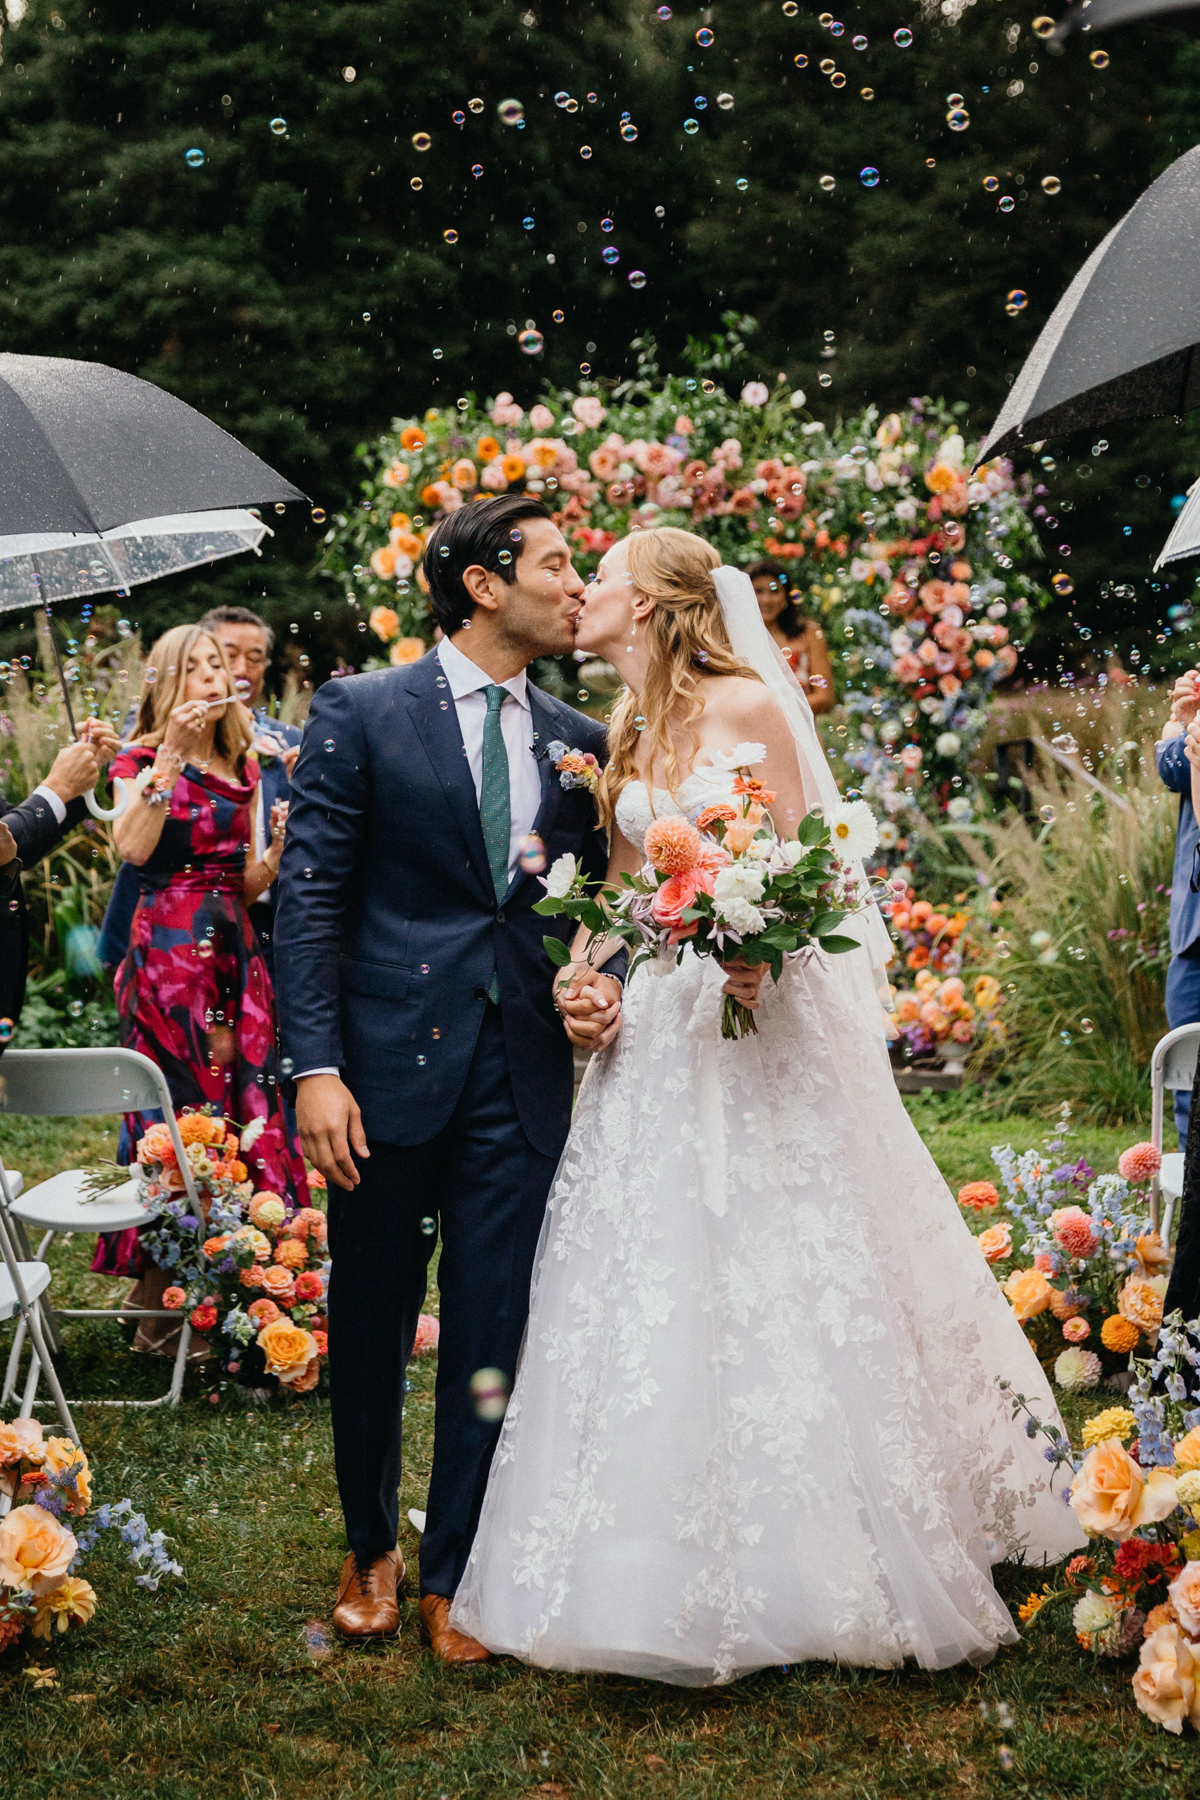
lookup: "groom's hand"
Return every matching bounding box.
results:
[295,1074,369,1191]
[554,963,623,1051]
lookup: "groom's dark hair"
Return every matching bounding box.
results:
[423,494,553,637]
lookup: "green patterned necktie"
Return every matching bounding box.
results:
[480,684,511,1002]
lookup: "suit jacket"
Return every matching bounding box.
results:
[1158,735,1200,957]
[273,652,611,1157]
[0,789,86,1038]
[96,710,302,970]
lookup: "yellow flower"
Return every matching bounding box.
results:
[257,1320,320,1387]
[31,1577,97,1641]
[1003,1266,1052,1323]
[42,1437,90,1508]
[925,462,958,495]
[476,435,501,462]
[1081,1407,1136,1451]
[1101,1313,1140,1354]
[1017,1585,1053,1623]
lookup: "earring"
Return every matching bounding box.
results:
[625,622,635,653]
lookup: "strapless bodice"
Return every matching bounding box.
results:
[614,767,736,853]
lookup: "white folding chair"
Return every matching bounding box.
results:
[0,1181,77,1489]
[0,1048,197,1411]
[1149,1023,1200,1244]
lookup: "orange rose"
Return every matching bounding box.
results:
[958,1180,999,1212]
[420,483,442,508]
[394,531,424,561]
[399,426,426,450]
[1069,1439,1177,1541]
[451,458,478,490]
[257,1320,321,1386]
[381,459,410,487]
[1003,1266,1052,1323]
[0,1504,77,1594]
[260,1265,297,1306]
[1118,1277,1163,1335]
[0,1417,45,1466]
[201,1235,230,1258]
[370,546,397,580]
[390,638,425,666]
[368,604,400,644]
[977,1223,1012,1265]
[136,1122,178,1167]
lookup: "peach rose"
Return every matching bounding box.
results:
[1069,1439,1178,1541]
[1175,1428,1200,1472]
[260,1265,297,1306]
[977,1223,1012,1265]
[650,865,717,942]
[1133,1623,1200,1735]
[1119,1277,1163,1335]
[0,1504,77,1595]
[136,1121,178,1167]
[1170,1561,1200,1637]
[0,1417,45,1466]
[1003,1266,1052,1323]
[257,1320,321,1387]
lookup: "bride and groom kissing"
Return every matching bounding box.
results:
[274,495,1083,1686]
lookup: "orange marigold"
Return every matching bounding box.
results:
[958,1180,999,1212]
[178,1114,225,1147]
[476,435,501,462]
[643,816,703,876]
[695,803,739,832]
[500,453,526,484]
[732,775,776,803]
[399,426,426,450]
[1101,1313,1141,1354]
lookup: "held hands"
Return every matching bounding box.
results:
[554,962,623,1051]
[295,1073,369,1191]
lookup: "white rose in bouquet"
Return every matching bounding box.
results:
[717,896,767,936]
[713,862,767,904]
[545,853,578,899]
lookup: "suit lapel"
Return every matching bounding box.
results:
[402,652,493,899]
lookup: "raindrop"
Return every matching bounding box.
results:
[269,117,287,135]
[860,167,879,187]
[518,328,544,354]
[1041,175,1062,195]
[185,147,205,167]
[412,132,432,151]
[695,26,714,44]
[498,98,525,125]
[628,270,647,288]
[893,26,913,46]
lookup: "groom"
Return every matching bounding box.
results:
[274,495,625,1661]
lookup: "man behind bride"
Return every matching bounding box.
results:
[274,496,628,1660]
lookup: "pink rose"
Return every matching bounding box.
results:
[740,381,770,407]
[572,396,606,429]
[588,445,620,479]
[528,403,555,431]
[490,391,524,428]
[891,653,923,684]
[650,866,716,942]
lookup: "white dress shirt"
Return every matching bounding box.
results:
[435,635,544,888]
[296,638,546,1081]
[31,784,67,825]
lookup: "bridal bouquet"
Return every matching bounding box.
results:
[536,744,879,1038]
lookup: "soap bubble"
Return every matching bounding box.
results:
[696,25,714,44]
[311,507,326,524]
[522,217,535,231]
[852,33,868,48]
[1051,733,1079,754]
[628,269,647,287]
[683,118,699,134]
[893,26,913,46]
[693,96,708,110]
[634,715,647,730]
[518,328,544,355]
[67,999,84,1018]
[580,145,593,159]
[269,117,287,135]
[1089,48,1109,68]
[819,372,833,386]
[420,1216,436,1237]
[470,1367,510,1422]
[554,90,570,107]
[185,148,205,167]
[735,177,748,191]
[498,98,525,125]
[552,309,564,322]
[1080,1018,1094,1034]
[946,107,970,131]
[1051,573,1074,596]
[411,177,423,189]
[999,195,1015,212]
[830,19,844,32]
[471,164,483,178]
[717,91,734,109]
[601,245,620,264]
[601,216,614,231]
[468,97,484,112]
[342,65,356,81]
[1039,804,1057,824]
[0,1019,12,1043]
[831,72,846,86]
[1033,14,1055,33]
[452,110,465,125]
[656,4,672,15]
[860,167,879,187]
[1006,289,1028,310]
[1041,174,1062,194]
[947,91,965,106]
[519,833,547,873]
[861,86,874,99]
[820,57,836,71]
[983,175,999,191]
[818,174,836,191]
[782,0,799,11]
[794,53,809,66]
[432,348,443,360]
[412,132,432,151]
[620,121,639,141]
[443,228,458,243]
[1059,1030,1072,1046]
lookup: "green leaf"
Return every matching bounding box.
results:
[811,910,847,936]
[542,935,573,966]
[818,933,861,956]
[532,896,564,916]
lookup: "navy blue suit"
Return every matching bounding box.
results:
[273,650,612,1592]
[1158,734,1200,1144]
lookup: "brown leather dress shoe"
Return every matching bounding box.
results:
[418,1594,491,1664]
[332,1548,404,1640]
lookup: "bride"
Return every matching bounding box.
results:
[450,526,1083,1684]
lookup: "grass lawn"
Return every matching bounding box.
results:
[1,1099,1193,1800]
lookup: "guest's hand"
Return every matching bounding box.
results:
[162,698,213,760]
[721,958,767,1010]
[295,1074,369,1191]
[266,799,289,866]
[0,820,16,867]
[1171,671,1200,727]
[42,739,102,804]
[280,745,300,778]
[77,718,120,765]
[554,962,623,1051]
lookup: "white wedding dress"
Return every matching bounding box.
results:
[451,764,1085,1685]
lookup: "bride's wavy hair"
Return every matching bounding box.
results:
[598,527,761,828]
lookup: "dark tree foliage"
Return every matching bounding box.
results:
[0,0,1196,677]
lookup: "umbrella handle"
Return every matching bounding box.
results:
[84,775,130,822]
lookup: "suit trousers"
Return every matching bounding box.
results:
[1166,946,1200,1146]
[326,1003,559,1595]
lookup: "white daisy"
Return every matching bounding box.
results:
[825,799,879,861]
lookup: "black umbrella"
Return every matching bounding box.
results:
[976,145,1200,466]
[1052,0,1200,40]
[0,353,308,816]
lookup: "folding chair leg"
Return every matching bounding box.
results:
[20,1305,78,1445]
[2,1315,27,1409]
[167,1321,193,1406]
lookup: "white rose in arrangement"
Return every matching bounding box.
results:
[713,862,767,904]
[545,853,578,899]
[935,732,961,758]
[717,896,767,936]
[825,799,879,861]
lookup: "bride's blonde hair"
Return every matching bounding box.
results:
[598,527,761,827]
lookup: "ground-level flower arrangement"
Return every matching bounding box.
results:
[960,1113,1168,1386]
[0,1416,181,1658]
[884,886,1005,1064]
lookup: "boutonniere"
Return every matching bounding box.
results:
[545,738,600,795]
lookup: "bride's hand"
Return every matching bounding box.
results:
[554,962,623,1051]
[721,958,767,1010]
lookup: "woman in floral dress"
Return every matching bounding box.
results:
[98,624,304,1301]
